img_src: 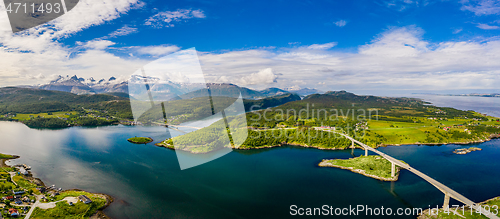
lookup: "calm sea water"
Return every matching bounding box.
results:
[0,95,498,218]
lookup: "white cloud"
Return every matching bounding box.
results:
[307,42,337,50]
[198,26,500,92]
[238,68,278,85]
[382,0,427,11]
[461,0,500,15]
[334,20,347,27]
[84,40,116,50]
[476,23,500,29]
[0,0,146,86]
[134,45,181,56]
[108,25,138,38]
[144,9,206,28]
[359,26,428,57]
[452,28,463,34]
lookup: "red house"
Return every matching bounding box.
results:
[9,208,19,217]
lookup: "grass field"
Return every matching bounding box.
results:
[10,111,77,121]
[323,155,402,179]
[31,191,107,219]
[13,175,37,189]
[421,197,500,219]
[361,116,498,146]
[0,153,15,159]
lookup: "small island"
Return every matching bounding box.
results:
[127,137,153,144]
[453,147,482,155]
[0,152,113,218]
[319,155,402,181]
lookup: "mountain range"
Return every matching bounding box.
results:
[24,75,322,99]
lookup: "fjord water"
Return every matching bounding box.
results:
[0,96,499,218]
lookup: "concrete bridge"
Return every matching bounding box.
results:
[318,128,500,219]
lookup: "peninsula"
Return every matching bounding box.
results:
[0,153,112,218]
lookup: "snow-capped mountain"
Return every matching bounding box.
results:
[31,74,310,99]
[36,75,128,95]
[284,86,323,96]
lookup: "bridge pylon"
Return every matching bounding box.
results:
[391,162,396,178]
[443,193,450,209]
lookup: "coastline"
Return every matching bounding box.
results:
[376,133,500,148]
[155,134,499,154]
[2,154,113,219]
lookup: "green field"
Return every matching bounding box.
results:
[322,155,401,179]
[361,115,499,147]
[11,112,77,121]
[13,175,37,189]
[0,153,15,159]
[31,191,107,219]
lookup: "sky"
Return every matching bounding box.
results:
[0,0,500,95]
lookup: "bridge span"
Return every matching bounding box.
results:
[317,128,500,219]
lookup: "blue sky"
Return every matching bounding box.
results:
[63,0,500,51]
[1,0,500,95]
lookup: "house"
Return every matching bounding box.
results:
[19,167,28,175]
[4,196,14,201]
[79,195,92,204]
[13,190,25,195]
[8,208,19,217]
[14,199,22,205]
[38,187,46,193]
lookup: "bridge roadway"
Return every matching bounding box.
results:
[318,128,500,219]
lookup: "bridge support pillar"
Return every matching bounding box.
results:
[351,140,354,148]
[365,148,368,156]
[391,162,395,178]
[443,193,450,209]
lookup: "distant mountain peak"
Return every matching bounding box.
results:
[284,87,323,96]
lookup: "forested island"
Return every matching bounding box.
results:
[128,137,153,144]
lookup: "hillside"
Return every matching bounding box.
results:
[159,90,500,153]
[137,93,301,124]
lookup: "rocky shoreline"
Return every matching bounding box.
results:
[318,159,400,182]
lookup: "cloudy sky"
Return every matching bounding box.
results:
[0,0,500,95]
